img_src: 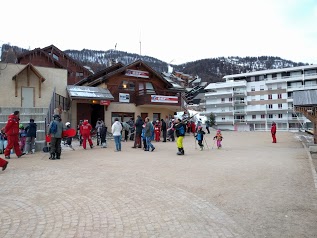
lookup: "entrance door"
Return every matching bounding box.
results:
[22,87,34,107]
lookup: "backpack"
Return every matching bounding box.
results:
[49,121,58,134]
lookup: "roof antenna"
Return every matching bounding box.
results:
[139,31,142,57]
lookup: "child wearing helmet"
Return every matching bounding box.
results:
[65,122,74,150]
[213,129,223,149]
[195,126,206,150]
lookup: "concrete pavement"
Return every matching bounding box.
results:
[1,131,317,238]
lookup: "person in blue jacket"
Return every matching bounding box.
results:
[195,126,206,150]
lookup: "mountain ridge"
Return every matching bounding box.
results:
[0,44,310,83]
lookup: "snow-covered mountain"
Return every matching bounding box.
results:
[0,44,309,83]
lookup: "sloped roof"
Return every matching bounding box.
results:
[293,90,317,106]
[67,85,114,100]
[12,63,46,82]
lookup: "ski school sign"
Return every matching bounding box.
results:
[125,69,149,78]
[151,95,178,103]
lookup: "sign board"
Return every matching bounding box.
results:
[125,69,149,78]
[100,100,110,106]
[119,93,130,103]
[151,95,178,103]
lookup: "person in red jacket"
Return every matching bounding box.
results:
[271,122,277,143]
[0,157,8,171]
[80,120,94,149]
[154,120,161,142]
[2,111,24,159]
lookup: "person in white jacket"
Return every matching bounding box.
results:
[111,118,122,152]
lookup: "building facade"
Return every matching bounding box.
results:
[203,65,317,131]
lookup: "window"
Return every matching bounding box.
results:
[278,114,283,118]
[76,72,84,77]
[268,114,273,118]
[119,81,135,91]
[221,98,225,102]
[268,94,272,99]
[251,86,255,91]
[268,85,272,90]
[261,114,265,119]
[278,104,282,109]
[251,96,255,101]
[52,54,59,61]
[222,117,225,121]
[145,82,155,94]
[252,115,256,119]
[260,95,264,100]
[278,94,282,99]
[277,84,282,89]
[229,97,232,102]
[268,104,272,109]
[260,85,264,91]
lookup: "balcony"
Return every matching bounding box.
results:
[233,91,247,96]
[111,88,181,107]
[233,100,246,105]
[234,110,246,114]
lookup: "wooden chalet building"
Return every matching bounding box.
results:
[70,60,185,127]
[17,45,92,85]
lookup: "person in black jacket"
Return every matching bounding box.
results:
[24,118,37,154]
[132,115,144,148]
[160,119,167,142]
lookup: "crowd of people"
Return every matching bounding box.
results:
[1,110,280,172]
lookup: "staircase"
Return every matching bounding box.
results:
[0,107,48,151]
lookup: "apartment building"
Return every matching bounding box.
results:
[203,64,317,131]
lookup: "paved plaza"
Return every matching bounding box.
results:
[1,131,317,238]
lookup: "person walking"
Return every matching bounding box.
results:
[144,117,155,152]
[195,126,206,150]
[132,115,143,148]
[174,118,186,155]
[24,118,37,154]
[80,120,94,150]
[271,122,277,143]
[122,121,130,142]
[112,118,122,152]
[0,157,9,171]
[160,119,167,142]
[213,129,223,149]
[2,111,24,159]
[47,114,64,160]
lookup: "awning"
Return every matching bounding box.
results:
[67,85,114,100]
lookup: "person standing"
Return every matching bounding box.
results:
[127,118,135,141]
[160,119,167,142]
[112,118,122,152]
[174,118,186,155]
[48,114,64,160]
[2,111,24,159]
[95,118,104,146]
[144,117,155,152]
[19,124,27,152]
[24,119,37,154]
[271,122,277,143]
[0,157,9,171]
[80,120,94,149]
[132,115,143,148]
[205,120,211,134]
[65,122,75,150]
[213,130,223,149]
[122,121,130,142]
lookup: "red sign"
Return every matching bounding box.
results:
[125,69,150,78]
[100,100,110,105]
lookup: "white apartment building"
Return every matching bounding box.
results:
[203,64,317,131]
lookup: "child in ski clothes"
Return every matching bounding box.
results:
[195,126,206,150]
[24,119,37,154]
[213,130,223,149]
[154,121,161,142]
[65,122,75,150]
[19,124,27,152]
[80,120,93,149]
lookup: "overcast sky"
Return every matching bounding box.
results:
[1,0,316,65]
